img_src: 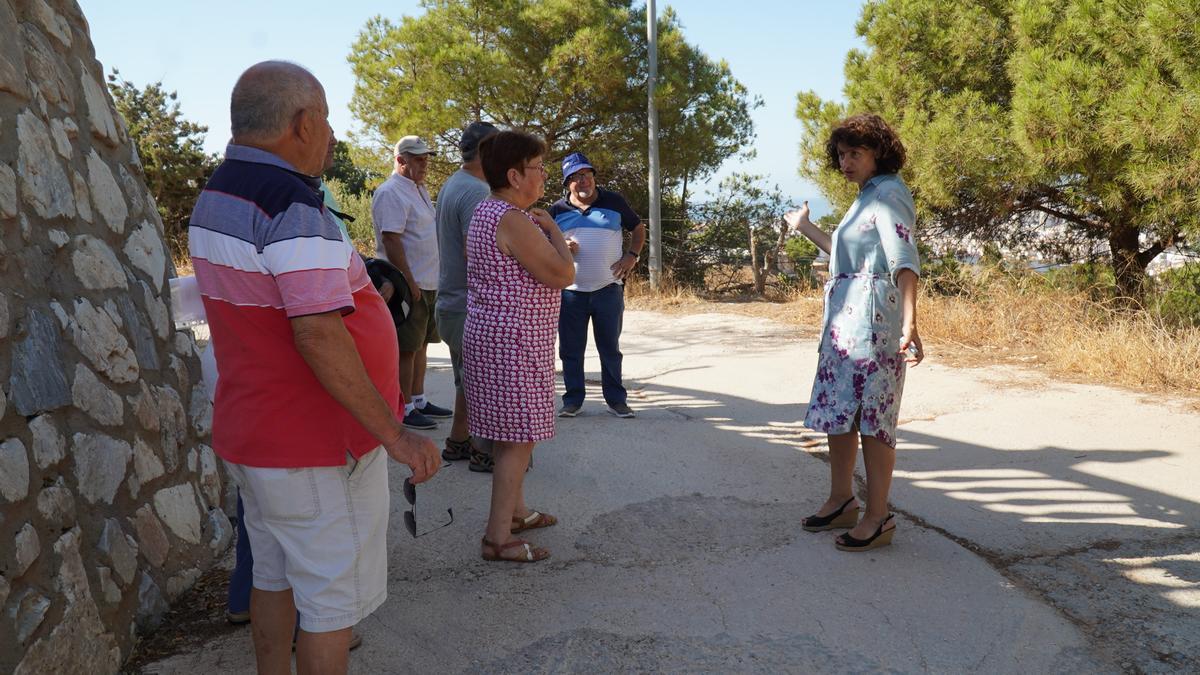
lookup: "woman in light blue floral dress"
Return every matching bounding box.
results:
[784,114,923,552]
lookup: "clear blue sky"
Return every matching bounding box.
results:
[79,1,864,217]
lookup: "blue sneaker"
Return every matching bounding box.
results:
[416,401,453,418]
[403,410,437,430]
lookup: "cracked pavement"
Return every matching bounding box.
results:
[141,310,1196,673]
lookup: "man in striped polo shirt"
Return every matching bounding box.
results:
[189,60,439,673]
[550,152,646,419]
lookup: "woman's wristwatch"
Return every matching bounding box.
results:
[624,251,640,261]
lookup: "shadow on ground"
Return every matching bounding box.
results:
[127,343,1194,673]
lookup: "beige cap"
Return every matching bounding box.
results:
[393,135,436,157]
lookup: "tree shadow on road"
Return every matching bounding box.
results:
[424,345,1197,670]
[621,375,1199,671]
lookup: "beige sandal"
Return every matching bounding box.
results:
[511,510,558,533]
[481,537,550,563]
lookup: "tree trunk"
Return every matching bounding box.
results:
[1108,222,1148,305]
[764,218,790,277]
[749,225,764,295]
[680,170,689,222]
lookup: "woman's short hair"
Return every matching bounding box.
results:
[479,130,547,190]
[826,113,906,175]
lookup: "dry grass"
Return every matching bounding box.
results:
[920,284,1200,395]
[624,270,826,324]
[174,255,194,277]
[627,274,1200,398]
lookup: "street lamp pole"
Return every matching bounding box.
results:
[646,0,662,290]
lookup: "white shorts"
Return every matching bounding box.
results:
[224,447,389,633]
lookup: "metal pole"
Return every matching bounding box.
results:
[646,0,662,290]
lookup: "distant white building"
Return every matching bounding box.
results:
[920,211,1194,276]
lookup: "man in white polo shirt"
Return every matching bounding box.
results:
[372,135,453,429]
[550,152,646,419]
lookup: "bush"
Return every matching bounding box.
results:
[325,179,377,255]
[664,173,787,293]
[918,243,977,297]
[783,236,820,289]
[1042,262,1116,299]
[1153,263,1200,328]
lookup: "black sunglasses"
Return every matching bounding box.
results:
[403,467,453,538]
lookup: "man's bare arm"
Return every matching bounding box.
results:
[628,222,647,254]
[612,222,647,279]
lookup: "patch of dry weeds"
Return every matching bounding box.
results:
[627,276,1200,403]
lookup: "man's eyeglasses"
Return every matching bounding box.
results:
[403,468,453,538]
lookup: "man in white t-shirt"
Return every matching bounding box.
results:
[371,136,452,429]
[550,152,646,419]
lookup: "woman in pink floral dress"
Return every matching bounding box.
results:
[464,130,575,563]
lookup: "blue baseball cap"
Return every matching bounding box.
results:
[560,152,594,186]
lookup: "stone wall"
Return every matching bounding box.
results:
[0,1,228,672]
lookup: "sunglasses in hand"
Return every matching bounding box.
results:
[403,465,453,538]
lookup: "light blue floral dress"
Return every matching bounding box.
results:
[804,173,920,448]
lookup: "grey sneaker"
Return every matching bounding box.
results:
[558,403,581,418]
[607,402,635,418]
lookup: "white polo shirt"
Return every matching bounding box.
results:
[371,173,439,290]
[549,188,641,292]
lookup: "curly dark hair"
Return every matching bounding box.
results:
[826,113,906,176]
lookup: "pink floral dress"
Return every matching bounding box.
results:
[463,198,561,442]
[804,174,921,447]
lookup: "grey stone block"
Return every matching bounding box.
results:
[113,294,158,371]
[0,437,30,502]
[9,588,50,644]
[72,433,132,504]
[135,572,168,631]
[97,518,138,586]
[9,309,71,415]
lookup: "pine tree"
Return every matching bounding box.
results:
[346,0,758,214]
[796,0,1199,301]
[108,69,218,259]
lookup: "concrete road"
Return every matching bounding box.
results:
[143,310,1198,674]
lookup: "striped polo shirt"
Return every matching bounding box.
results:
[550,188,641,292]
[188,144,400,468]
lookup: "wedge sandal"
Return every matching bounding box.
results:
[802,496,859,532]
[835,514,896,552]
